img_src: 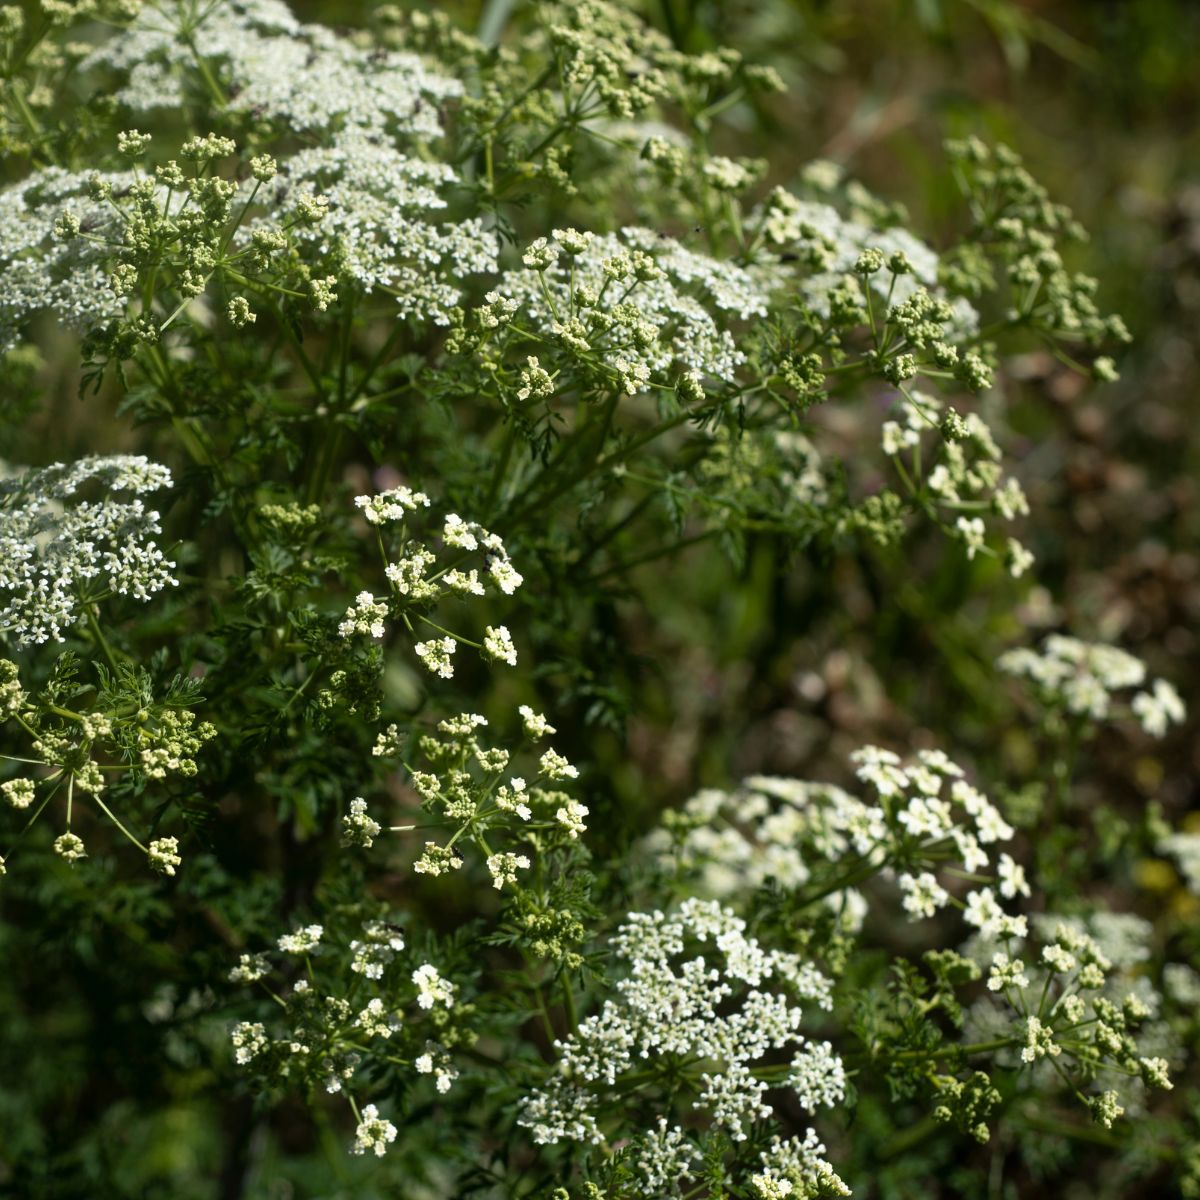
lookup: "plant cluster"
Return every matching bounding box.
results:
[0,2,1194,1197]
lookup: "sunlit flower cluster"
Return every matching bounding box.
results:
[228,915,466,1156]
[0,168,133,352]
[338,489,524,680]
[879,389,1034,574]
[494,226,770,394]
[999,634,1184,731]
[355,707,585,887]
[0,455,176,645]
[961,918,1175,1129]
[255,135,497,323]
[646,745,1016,929]
[84,0,461,138]
[518,899,839,1168]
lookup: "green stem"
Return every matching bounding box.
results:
[90,790,148,854]
[86,606,120,673]
[415,614,481,650]
[795,853,885,907]
[880,1113,942,1159]
[561,970,578,1034]
[583,528,717,584]
[484,422,517,516]
[884,1037,1017,1064]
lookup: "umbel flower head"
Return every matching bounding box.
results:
[82,0,462,139]
[1000,633,1185,732]
[0,167,135,353]
[518,899,841,1169]
[498,226,769,392]
[257,133,498,324]
[338,489,524,680]
[0,455,177,645]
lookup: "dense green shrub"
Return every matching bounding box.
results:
[0,2,1196,1197]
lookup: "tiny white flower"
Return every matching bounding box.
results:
[54,832,86,863]
[482,624,517,666]
[229,953,272,984]
[898,871,949,920]
[488,557,524,595]
[1132,679,1186,738]
[415,636,457,679]
[354,487,430,524]
[148,836,182,876]
[342,797,382,848]
[339,591,388,639]
[555,799,589,838]
[987,952,1030,992]
[486,851,532,890]
[518,705,556,740]
[1,778,35,809]
[997,852,1030,899]
[231,1021,268,1065]
[352,1103,398,1156]
[278,924,323,954]
[444,568,484,595]
[1005,537,1034,578]
[963,887,1002,932]
[1021,1015,1060,1063]
[442,513,478,550]
[412,963,456,1010]
[956,516,986,560]
[539,749,578,781]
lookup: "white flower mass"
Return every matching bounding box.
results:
[0,455,177,645]
[0,0,1187,1191]
[518,899,840,1152]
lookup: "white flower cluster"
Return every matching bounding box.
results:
[278,923,323,955]
[348,920,407,980]
[228,917,463,1155]
[352,1103,397,1157]
[340,489,523,680]
[999,634,1184,731]
[1159,832,1200,894]
[753,1129,851,1199]
[1,777,34,809]
[255,134,497,323]
[755,183,972,328]
[342,797,381,848]
[54,831,87,863]
[644,776,865,914]
[147,836,182,877]
[0,455,177,645]
[400,708,584,885]
[83,0,460,138]
[646,746,1015,928]
[0,167,133,352]
[518,899,839,1158]
[879,389,1033,575]
[77,4,497,325]
[412,963,455,1010]
[497,226,769,389]
[231,1020,268,1065]
[963,917,1175,1124]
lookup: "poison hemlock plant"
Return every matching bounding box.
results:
[0,2,1191,1197]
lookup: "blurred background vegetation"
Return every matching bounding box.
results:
[2,0,1198,1196]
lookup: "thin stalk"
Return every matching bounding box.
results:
[91,790,148,854]
[86,606,120,672]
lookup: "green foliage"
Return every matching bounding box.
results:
[0,1,1198,1198]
